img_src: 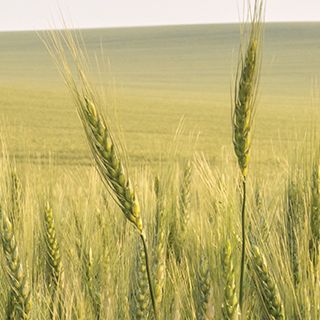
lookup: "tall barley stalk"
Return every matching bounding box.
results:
[232,0,263,309]
[81,95,158,317]
[46,31,157,319]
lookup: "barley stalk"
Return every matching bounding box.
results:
[85,246,102,319]
[1,211,32,320]
[222,241,240,320]
[43,202,65,319]
[179,162,192,234]
[46,32,157,318]
[130,241,149,320]
[81,96,157,317]
[170,162,192,262]
[196,255,212,320]
[43,202,64,291]
[286,180,302,287]
[86,247,93,285]
[73,211,102,318]
[153,176,166,311]
[10,171,22,228]
[231,0,263,308]
[251,245,286,320]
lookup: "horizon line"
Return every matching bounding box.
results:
[0,19,319,33]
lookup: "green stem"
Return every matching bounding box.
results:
[239,178,246,310]
[140,233,158,320]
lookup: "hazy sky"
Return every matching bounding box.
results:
[0,0,319,31]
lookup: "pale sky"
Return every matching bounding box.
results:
[0,0,319,31]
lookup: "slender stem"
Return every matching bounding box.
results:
[239,178,246,310]
[140,233,158,320]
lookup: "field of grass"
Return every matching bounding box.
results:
[0,18,320,320]
[0,23,320,169]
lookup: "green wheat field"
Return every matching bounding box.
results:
[0,16,319,320]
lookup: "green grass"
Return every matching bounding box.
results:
[0,22,319,171]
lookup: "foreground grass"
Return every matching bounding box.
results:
[0,145,319,319]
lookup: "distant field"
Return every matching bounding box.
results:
[0,23,320,171]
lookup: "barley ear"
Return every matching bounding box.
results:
[286,180,302,287]
[43,202,65,319]
[251,245,286,320]
[179,161,192,233]
[1,211,32,320]
[81,97,143,233]
[232,0,263,179]
[73,211,102,319]
[170,162,192,262]
[153,176,166,311]
[43,202,64,291]
[86,247,102,319]
[196,255,212,320]
[222,241,240,320]
[46,31,142,231]
[10,170,22,228]
[130,241,149,320]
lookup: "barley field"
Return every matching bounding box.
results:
[0,6,319,319]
